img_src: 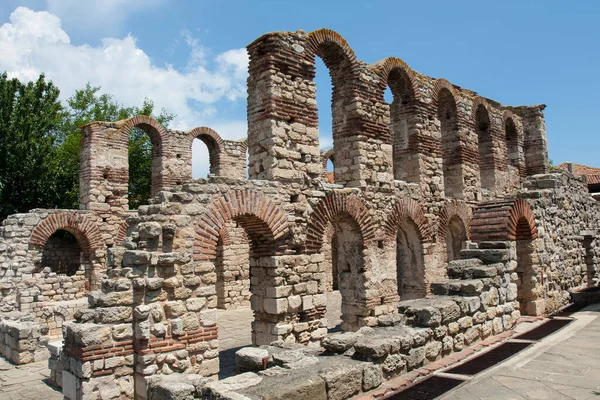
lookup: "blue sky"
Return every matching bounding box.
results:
[1,0,598,176]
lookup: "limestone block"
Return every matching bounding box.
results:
[362,363,382,391]
[319,364,362,400]
[264,298,288,315]
[235,347,269,372]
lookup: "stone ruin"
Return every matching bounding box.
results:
[0,28,598,399]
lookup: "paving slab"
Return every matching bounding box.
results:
[0,359,62,400]
[441,303,600,399]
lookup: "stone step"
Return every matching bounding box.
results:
[460,248,510,263]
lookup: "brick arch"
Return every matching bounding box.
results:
[194,190,289,260]
[306,193,376,253]
[370,57,420,102]
[306,28,359,78]
[218,222,249,247]
[383,198,433,243]
[472,97,490,119]
[438,200,472,241]
[471,198,538,242]
[30,213,104,255]
[116,115,171,151]
[430,79,458,109]
[502,109,517,124]
[116,220,129,244]
[189,127,225,176]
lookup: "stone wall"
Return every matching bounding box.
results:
[519,170,600,314]
[144,240,521,399]
[0,312,50,364]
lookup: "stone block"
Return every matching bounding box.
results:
[235,347,269,372]
[319,365,362,400]
[264,298,288,315]
[62,370,78,400]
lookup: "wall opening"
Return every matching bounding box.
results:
[315,57,334,181]
[476,104,495,191]
[192,134,221,179]
[40,230,84,276]
[446,216,467,262]
[387,68,416,182]
[438,88,463,198]
[326,158,335,183]
[396,221,425,300]
[322,225,342,330]
[128,126,157,209]
[312,40,354,184]
[505,117,519,168]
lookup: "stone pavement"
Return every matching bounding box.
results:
[0,357,62,400]
[441,303,600,400]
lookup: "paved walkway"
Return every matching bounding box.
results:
[0,358,62,400]
[441,303,600,400]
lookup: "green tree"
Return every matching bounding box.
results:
[58,83,174,209]
[0,73,63,219]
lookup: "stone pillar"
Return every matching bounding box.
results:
[61,322,135,400]
[246,32,321,182]
[80,122,129,213]
[512,105,549,176]
[251,255,327,345]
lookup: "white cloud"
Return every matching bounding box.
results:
[0,7,250,176]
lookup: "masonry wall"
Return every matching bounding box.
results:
[520,170,600,314]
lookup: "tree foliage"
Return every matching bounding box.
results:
[0,74,175,220]
[0,73,63,219]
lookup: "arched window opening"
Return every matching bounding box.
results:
[215,222,251,310]
[388,68,416,181]
[316,57,334,180]
[438,88,463,199]
[446,216,467,262]
[505,117,519,168]
[40,230,84,276]
[192,138,210,179]
[515,217,541,316]
[476,105,495,191]
[396,221,425,300]
[326,157,335,183]
[128,126,157,209]
[192,134,221,179]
